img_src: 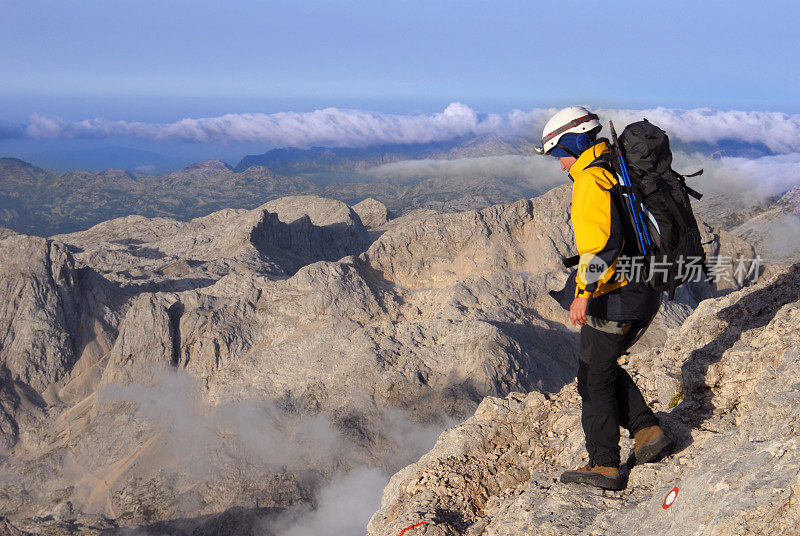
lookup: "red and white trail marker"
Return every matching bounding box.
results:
[662,486,679,509]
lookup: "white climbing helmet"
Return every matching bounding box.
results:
[534,106,601,155]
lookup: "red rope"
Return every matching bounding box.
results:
[396,521,428,536]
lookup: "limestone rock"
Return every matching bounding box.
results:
[352,197,390,228]
[0,186,764,534]
[0,233,79,392]
[53,196,370,298]
[0,517,31,536]
[99,293,178,387]
[263,195,371,264]
[367,264,800,536]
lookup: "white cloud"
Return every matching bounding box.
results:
[25,103,550,147]
[763,213,800,261]
[23,104,800,154]
[100,370,348,476]
[672,151,800,200]
[267,467,389,536]
[26,113,70,139]
[596,107,800,154]
[362,150,800,203]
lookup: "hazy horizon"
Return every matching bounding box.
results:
[3,0,799,172]
[1,101,798,174]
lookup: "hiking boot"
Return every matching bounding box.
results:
[634,425,674,465]
[560,464,623,490]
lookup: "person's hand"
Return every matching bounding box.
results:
[569,297,589,326]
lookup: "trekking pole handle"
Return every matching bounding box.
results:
[609,120,652,254]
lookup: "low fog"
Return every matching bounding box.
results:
[365,154,569,190]
[100,369,446,534]
[365,149,800,208]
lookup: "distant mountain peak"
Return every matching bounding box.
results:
[183,159,233,172]
[0,157,32,165]
[0,157,42,171]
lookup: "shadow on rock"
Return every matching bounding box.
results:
[106,506,285,536]
[674,265,800,433]
[486,319,578,395]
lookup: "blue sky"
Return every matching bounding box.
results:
[1,0,799,172]
[2,0,798,118]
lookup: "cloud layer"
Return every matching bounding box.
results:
[365,154,570,192]
[596,108,800,154]
[672,151,800,199]
[363,150,800,203]
[25,104,549,147]
[20,104,800,153]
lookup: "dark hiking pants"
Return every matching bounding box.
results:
[578,319,658,467]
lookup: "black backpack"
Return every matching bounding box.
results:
[565,119,708,299]
[616,119,707,298]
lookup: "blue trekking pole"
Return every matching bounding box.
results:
[609,120,653,255]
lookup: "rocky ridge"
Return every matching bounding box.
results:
[1,143,545,237]
[367,264,800,536]
[0,187,756,534]
[0,157,319,236]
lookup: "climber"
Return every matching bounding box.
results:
[536,106,675,491]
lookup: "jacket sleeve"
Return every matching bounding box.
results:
[571,169,624,298]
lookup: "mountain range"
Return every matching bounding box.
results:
[0,134,548,236]
[0,179,763,534]
[232,135,533,176]
[1,134,798,535]
[2,133,782,238]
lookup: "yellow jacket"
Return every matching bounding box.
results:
[570,141,628,299]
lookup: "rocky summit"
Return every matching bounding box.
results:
[0,186,767,535]
[367,265,800,536]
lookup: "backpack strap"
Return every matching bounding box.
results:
[561,154,617,269]
[678,176,703,200]
[587,153,637,195]
[586,153,615,174]
[676,169,704,200]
